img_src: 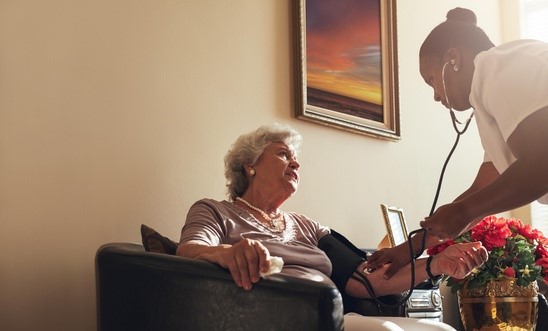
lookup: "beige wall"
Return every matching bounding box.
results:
[0,1,509,330]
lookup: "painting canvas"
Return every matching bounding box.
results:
[295,0,400,140]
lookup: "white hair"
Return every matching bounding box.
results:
[224,123,302,200]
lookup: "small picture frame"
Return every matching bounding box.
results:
[380,204,408,247]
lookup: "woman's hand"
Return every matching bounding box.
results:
[420,202,474,240]
[197,238,271,291]
[366,243,414,279]
[367,230,433,279]
[430,242,488,279]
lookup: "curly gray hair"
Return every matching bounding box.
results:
[224,123,302,201]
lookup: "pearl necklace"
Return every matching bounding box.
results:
[236,197,284,229]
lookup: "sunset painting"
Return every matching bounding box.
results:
[306,0,383,122]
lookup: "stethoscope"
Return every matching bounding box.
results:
[429,60,475,217]
[358,59,476,312]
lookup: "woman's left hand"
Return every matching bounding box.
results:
[430,242,488,279]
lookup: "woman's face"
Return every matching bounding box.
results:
[251,141,300,197]
[419,55,472,111]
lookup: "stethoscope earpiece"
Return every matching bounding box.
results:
[442,61,473,134]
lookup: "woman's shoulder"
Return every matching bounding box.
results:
[497,39,548,51]
[191,198,228,208]
[188,198,233,216]
[472,39,548,100]
[477,39,548,63]
[193,197,220,203]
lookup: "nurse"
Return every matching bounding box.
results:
[369,7,548,278]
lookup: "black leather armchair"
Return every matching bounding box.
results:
[95,243,345,331]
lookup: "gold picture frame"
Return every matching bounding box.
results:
[380,204,408,247]
[294,0,400,140]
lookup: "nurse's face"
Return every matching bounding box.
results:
[420,55,472,111]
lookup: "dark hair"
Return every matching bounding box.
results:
[419,8,495,61]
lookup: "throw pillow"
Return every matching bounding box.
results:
[140,224,178,255]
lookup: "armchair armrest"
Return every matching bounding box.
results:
[96,243,344,331]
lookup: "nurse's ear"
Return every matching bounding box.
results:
[452,60,459,72]
[443,48,462,71]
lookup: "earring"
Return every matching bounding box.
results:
[249,169,255,176]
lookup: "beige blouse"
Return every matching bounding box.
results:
[180,198,333,284]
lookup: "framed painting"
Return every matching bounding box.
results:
[380,204,408,247]
[294,0,400,140]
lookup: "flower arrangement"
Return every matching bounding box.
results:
[428,215,548,294]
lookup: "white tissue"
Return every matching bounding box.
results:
[260,256,284,277]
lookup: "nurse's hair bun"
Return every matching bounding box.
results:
[446,7,477,26]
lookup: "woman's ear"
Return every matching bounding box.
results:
[444,48,462,67]
[243,164,255,177]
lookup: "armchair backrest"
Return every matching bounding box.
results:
[95,243,344,331]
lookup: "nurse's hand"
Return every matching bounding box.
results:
[366,243,413,279]
[420,202,474,240]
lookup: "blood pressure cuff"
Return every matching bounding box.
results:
[318,230,407,317]
[318,230,367,293]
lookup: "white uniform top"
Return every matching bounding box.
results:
[469,39,548,204]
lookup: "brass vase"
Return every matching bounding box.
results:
[458,279,538,331]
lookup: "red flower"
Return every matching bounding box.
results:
[536,244,548,259]
[539,237,548,246]
[535,257,548,270]
[503,267,516,278]
[426,240,455,256]
[471,216,512,250]
[507,218,524,234]
[508,218,544,241]
[535,257,548,283]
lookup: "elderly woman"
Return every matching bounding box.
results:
[176,123,487,331]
